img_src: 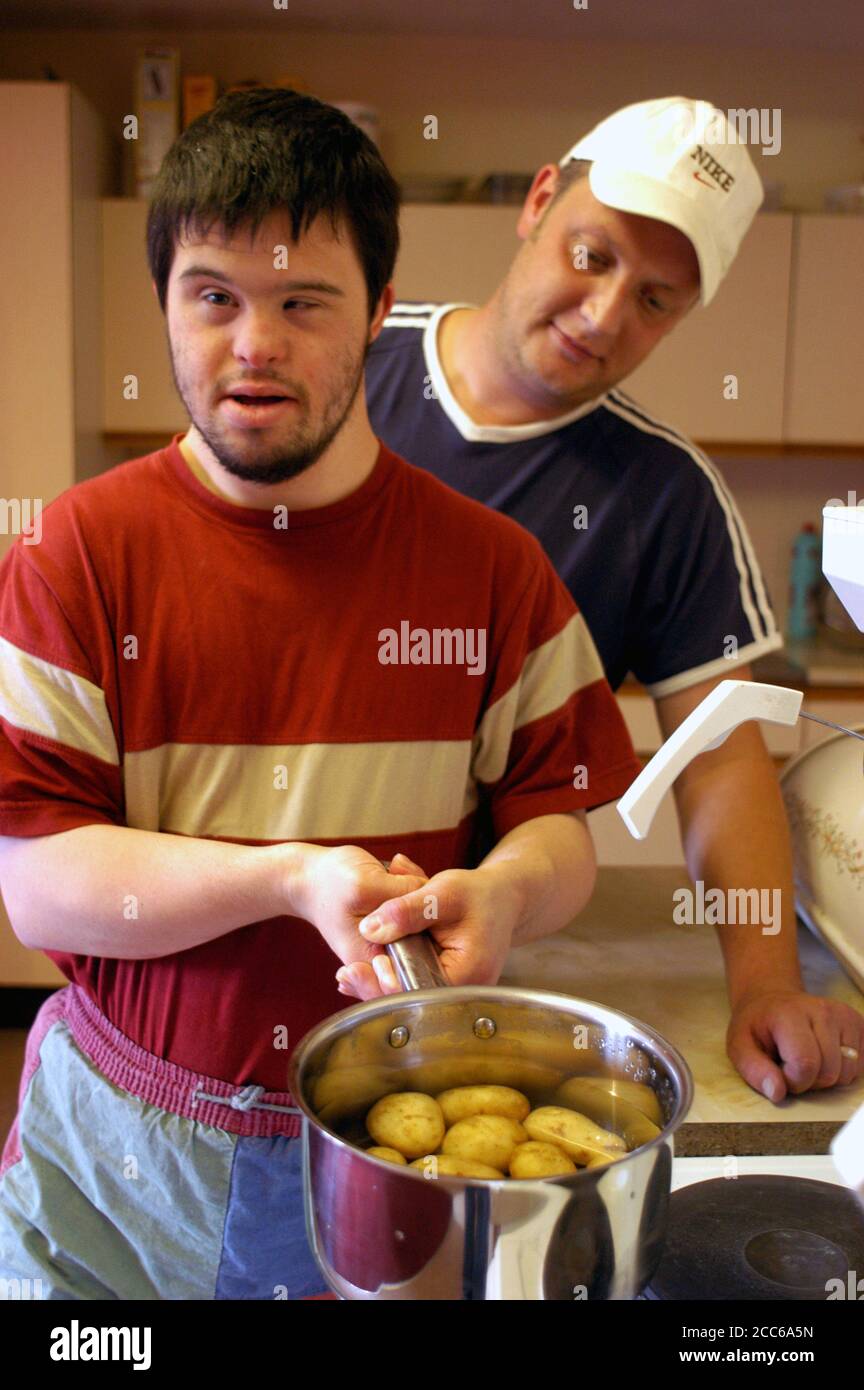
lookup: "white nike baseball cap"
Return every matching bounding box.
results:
[558,97,764,306]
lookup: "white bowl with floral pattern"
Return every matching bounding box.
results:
[781,725,864,992]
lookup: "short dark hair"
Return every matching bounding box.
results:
[548,157,593,211]
[146,88,401,320]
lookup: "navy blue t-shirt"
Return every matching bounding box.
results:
[366,302,781,695]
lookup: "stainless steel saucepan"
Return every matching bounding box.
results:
[288,934,693,1300]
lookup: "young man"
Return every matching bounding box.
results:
[365,97,864,1103]
[0,90,639,1299]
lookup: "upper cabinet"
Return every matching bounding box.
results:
[0,81,109,989]
[784,216,864,447]
[625,215,793,444]
[102,198,179,434]
[0,82,110,555]
[101,200,862,447]
[101,200,524,435]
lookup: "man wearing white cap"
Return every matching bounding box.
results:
[365,97,864,1103]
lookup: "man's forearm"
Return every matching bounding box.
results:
[0,825,304,959]
[476,811,596,948]
[673,748,803,1007]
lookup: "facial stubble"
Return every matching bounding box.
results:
[168,334,371,486]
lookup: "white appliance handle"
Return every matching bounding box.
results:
[831,1103,864,1208]
[617,679,803,840]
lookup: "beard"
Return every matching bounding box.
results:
[168,339,370,486]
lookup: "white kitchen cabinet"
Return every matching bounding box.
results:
[102,198,180,434]
[625,214,793,444]
[102,201,795,445]
[0,82,111,553]
[0,81,110,988]
[0,919,65,989]
[784,215,864,446]
[101,201,522,434]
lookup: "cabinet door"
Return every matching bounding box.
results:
[395,204,519,303]
[785,216,864,446]
[101,201,525,434]
[0,83,75,563]
[0,904,66,987]
[624,214,793,444]
[100,203,797,446]
[103,199,183,434]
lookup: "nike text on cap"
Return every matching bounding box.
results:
[558,97,764,306]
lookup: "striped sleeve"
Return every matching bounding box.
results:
[0,540,125,836]
[472,544,641,838]
[605,391,782,696]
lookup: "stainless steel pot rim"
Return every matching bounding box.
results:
[293,983,693,1068]
[289,982,695,1171]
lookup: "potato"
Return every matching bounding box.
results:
[556,1075,664,1128]
[509,1141,577,1179]
[583,1152,616,1169]
[436,1084,530,1127]
[366,1146,408,1165]
[366,1092,445,1159]
[524,1106,626,1164]
[410,1154,504,1180]
[554,1078,661,1149]
[442,1115,528,1171]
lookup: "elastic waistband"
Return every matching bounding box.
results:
[61,986,304,1139]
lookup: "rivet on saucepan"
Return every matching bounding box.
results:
[389,1026,410,1048]
[473,1017,497,1039]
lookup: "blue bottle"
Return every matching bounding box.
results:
[787,523,822,642]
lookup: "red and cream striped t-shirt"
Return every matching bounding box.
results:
[0,434,640,1086]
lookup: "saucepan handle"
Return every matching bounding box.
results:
[386,934,449,991]
[379,858,448,991]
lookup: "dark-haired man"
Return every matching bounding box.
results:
[0,90,639,1298]
[366,97,864,1103]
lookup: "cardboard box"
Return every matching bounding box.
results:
[135,47,179,198]
[183,75,218,129]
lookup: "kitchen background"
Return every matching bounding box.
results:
[0,0,862,992]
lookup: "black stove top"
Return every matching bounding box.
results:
[644,1175,864,1300]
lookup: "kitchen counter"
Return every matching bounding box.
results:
[752,637,864,691]
[500,866,864,1156]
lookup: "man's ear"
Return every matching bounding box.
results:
[516,164,560,242]
[368,281,395,342]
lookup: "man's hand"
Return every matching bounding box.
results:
[293,846,427,972]
[727,989,864,1101]
[656,666,864,1101]
[335,857,519,1000]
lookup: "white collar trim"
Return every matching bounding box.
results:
[422,303,607,444]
